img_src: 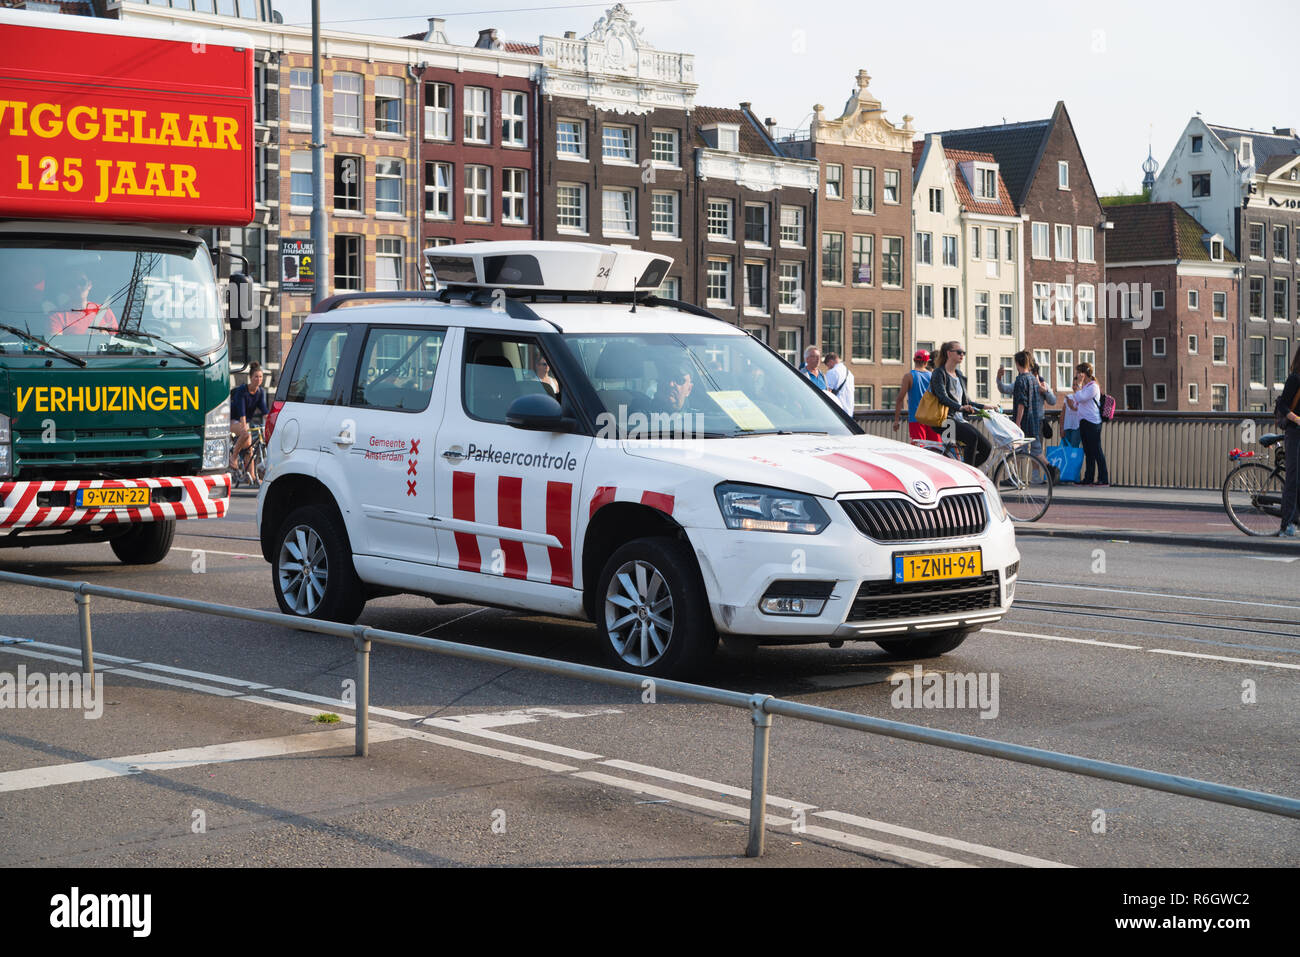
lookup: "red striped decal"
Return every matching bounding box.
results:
[496,475,527,580]
[0,483,40,527]
[183,477,206,515]
[452,470,481,572]
[640,491,675,515]
[546,480,573,587]
[815,453,908,494]
[589,485,616,518]
[876,451,965,490]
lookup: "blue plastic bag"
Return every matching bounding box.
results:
[1045,445,1084,483]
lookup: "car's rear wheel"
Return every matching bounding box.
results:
[874,628,971,659]
[595,537,717,677]
[272,504,366,624]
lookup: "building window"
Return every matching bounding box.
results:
[1055,223,1072,261]
[744,204,770,246]
[778,262,804,312]
[707,200,733,240]
[1249,277,1264,318]
[916,284,933,318]
[978,167,997,199]
[464,164,490,222]
[289,152,312,209]
[1151,289,1165,310]
[1276,225,1290,260]
[1276,279,1290,320]
[1188,334,1199,355]
[1213,335,1227,363]
[883,169,901,204]
[602,124,635,163]
[882,236,902,287]
[969,226,981,260]
[289,68,311,128]
[986,228,998,264]
[715,125,740,151]
[916,231,933,266]
[1249,337,1265,385]
[999,292,1014,335]
[825,164,843,200]
[744,262,769,313]
[1188,382,1199,404]
[777,328,800,366]
[499,91,527,147]
[1211,385,1227,411]
[374,76,403,135]
[1188,288,1199,310]
[1032,222,1050,259]
[425,161,452,219]
[1152,337,1166,357]
[601,188,636,236]
[375,158,403,215]
[853,167,874,213]
[425,83,452,141]
[1031,283,1050,324]
[334,235,361,291]
[463,87,490,143]
[1077,284,1095,324]
[1210,239,1223,261]
[852,234,873,285]
[882,312,902,361]
[943,286,959,320]
[854,385,873,408]
[707,258,732,306]
[1058,161,1069,189]
[780,206,805,246]
[1212,289,1226,316]
[1249,223,1264,258]
[1127,384,1146,409]
[1055,283,1074,322]
[502,168,527,225]
[375,237,403,291]
[650,128,679,166]
[1004,229,1015,262]
[333,73,362,132]
[651,190,680,239]
[822,232,844,284]
[556,183,586,232]
[821,309,842,355]
[1191,173,1211,198]
[333,154,362,212]
[974,356,990,400]
[1077,226,1095,263]
[974,291,989,336]
[1191,134,1203,153]
[557,119,585,158]
[929,187,943,213]
[999,356,1016,386]
[1056,350,1074,392]
[942,235,958,267]
[851,310,872,361]
[657,276,681,300]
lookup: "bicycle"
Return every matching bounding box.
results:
[1222,433,1287,536]
[911,411,1054,523]
[230,422,267,490]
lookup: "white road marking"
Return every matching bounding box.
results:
[423,721,603,760]
[1018,580,1300,611]
[1251,556,1299,563]
[814,810,1071,868]
[1147,648,1300,671]
[984,628,1143,650]
[796,824,976,868]
[599,759,818,812]
[389,726,579,773]
[177,548,263,559]
[260,688,422,721]
[107,667,245,696]
[573,770,794,824]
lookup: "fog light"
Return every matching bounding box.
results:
[208,483,229,500]
[760,596,827,616]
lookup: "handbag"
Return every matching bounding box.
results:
[1041,419,1053,439]
[1045,445,1084,483]
[915,391,948,428]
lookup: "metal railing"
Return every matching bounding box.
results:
[2,567,1298,860]
[856,410,1276,490]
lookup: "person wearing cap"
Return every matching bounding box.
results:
[894,349,940,442]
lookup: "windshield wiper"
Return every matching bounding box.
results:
[0,323,87,367]
[88,326,203,366]
[735,429,829,437]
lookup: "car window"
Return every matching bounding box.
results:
[286,324,349,404]
[462,332,560,423]
[350,327,445,413]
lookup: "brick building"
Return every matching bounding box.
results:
[1105,203,1240,411]
[782,70,916,410]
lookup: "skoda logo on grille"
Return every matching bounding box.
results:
[912,479,934,502]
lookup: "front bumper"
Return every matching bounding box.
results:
[0,474,231,532]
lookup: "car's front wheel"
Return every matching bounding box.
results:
[272,504,366,624]
[595,537,717,678]
[874,628,971,659]
[109,519,175,565]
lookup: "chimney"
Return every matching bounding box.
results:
[1274,127,1298,137]
[765,116,777,138]
[564,31,576,39]
[476,28,500,50]
[425,17,448,44]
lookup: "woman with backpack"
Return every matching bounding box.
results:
[1277,345,1300,537]
[1064,361,1109,486]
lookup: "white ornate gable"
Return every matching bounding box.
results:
[810,69,914,152]
[540,4,696,114]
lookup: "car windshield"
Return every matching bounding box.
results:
[0,237,224,358]
[560,332,854,439]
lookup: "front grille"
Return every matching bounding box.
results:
[840,492,987,543]
[848,571,1001,622]
[15,425,200,479]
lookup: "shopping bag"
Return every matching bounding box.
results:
[1045,445,1084,483]
[982,410,1024,447]
[915,391,948,428]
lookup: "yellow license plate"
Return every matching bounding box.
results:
[893,550,982,584]
[79,487,150,508]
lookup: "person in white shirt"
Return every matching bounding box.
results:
[1064,361,1109,485]
[823,352,854,417]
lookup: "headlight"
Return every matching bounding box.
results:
[203,438,229,471]
[976,471,1008,523]
[205,397,230,439]
[715,483,830,534]
[0,413,10,479]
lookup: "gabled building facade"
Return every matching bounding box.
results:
[1105,203,1240,412]
[935,103,1106,402]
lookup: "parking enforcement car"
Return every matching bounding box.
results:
[256,242,1018,676]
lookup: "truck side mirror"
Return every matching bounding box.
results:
[227,273,254,329]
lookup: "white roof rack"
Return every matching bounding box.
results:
[423,241,673,294]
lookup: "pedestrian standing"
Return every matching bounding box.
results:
[1065,361,1109,486]
[823,352,855,416]
[1061,369,1083,447]
[1276,345,1300,536]
[799,346,826,389]
[894,350,938,441]
[1008,351,1046,457]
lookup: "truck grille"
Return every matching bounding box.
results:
[848,571,1001,622]
[839,492,987,543]
[14,425,201,479]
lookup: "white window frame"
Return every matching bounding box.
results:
[1058,161,1069,189]
[1188,334,1198,355]
[853,167,874,213]
[883,169,901,205]
[779,206,805,247]
[374,75,404,135]
[424,161,452,220]
[502,168,528,225]
[289,151,312,210]
[1152,336,1166,357]
[1056,351,1074,394]
[916,283,934,319]
[999,292,1014,336]
[825,164,843,200]
[1077,283,1095,324]
[942,234,958,267]
[374,158,404,215]
[1188,289,1200,310]
[974,291,990,336]
[976,166,997,200]
[1212,335,1227,364]
[601,187,636,237]
[778,262,804,313]
[375,236,403,292]
[602,124,635,164]
[289,68,311,128]
[650,128,680,167]
[1188,382,1199,404]
[1055,223,1072,261]
[333,72,362,133]
[1153,382,1167,404]
[1211,384,1228,412]
[1077,226,1095,263]
[464,164,490,223]
[706,258,733,307]
[707,199,734,241]
[1153,289,1166,310]
[942,286,959,320]
[425,82,452,142]
[650,190,680,240]
[743,203,771,247]
[1055,283,1074,323]
[928,187,943,213]
[464,87,490,144]
[916,231,933,266]
[1032,222,1050,259]
[1032,282,1051,324]
[501,91,527,148]
[556,182,587,234]
[557,118,586,160]
[743,260,769,315]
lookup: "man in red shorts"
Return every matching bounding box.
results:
[893,349,940,442]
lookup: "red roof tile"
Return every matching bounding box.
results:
[942,148,1017,216]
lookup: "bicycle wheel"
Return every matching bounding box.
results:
[1222,463,1285,536]
[992,449,1053,523]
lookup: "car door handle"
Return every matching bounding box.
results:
[442,447,465,461]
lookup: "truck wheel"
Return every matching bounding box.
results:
[595,537,717,678]
[109,520,175,565]
[272,505,366,624]
[875,629,971,659]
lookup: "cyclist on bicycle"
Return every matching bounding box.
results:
[930,341,992,468]
[230,361,268,479]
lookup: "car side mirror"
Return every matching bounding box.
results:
[506,393,574,432]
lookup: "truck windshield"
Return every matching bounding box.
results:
[560,332,855,439]
[0,237,224,359]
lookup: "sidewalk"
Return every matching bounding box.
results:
[1048,484,1221,511]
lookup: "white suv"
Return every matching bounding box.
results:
[257,242,1018,676]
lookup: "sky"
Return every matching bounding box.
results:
[273,0,1299,196]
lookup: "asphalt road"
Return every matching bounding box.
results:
[1,491,1297,868]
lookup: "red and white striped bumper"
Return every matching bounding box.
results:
[0,474,230,531]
